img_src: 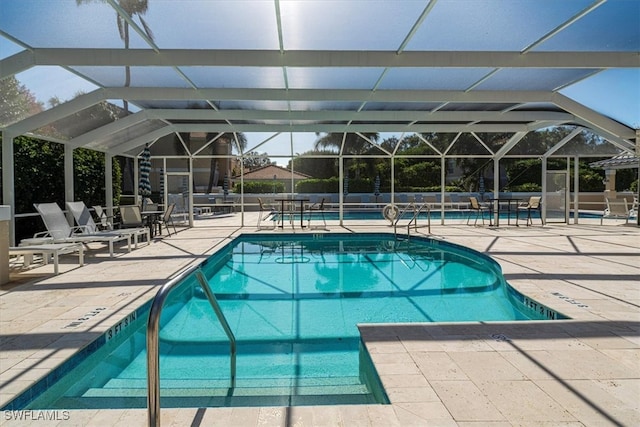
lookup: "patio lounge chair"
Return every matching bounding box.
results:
[92,205,116,230]
[516,196,542,226]
[67,201,150,249]
[33,203,131,257]
[9,242,83,275]
[257,198,277,230]
[601,198,632,225]
[307,198,327,229]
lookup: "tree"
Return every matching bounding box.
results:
[77,0,154,113]
[205,132,247,193]
[0,76,43,126]
[314,132,379,179]
[1,135,122,242]
[243,151,273,170]
[289,150,338,178]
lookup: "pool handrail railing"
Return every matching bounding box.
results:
[146,265,237,427]
[393,202,431,238]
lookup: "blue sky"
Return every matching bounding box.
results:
[559,68,639,129]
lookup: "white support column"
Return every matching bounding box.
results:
[105,153,113,213]
[239,157,245,227]
[134,156,139,203]
[541,158,547,224]
[604,169,617,192]
[493,158,500,225]
[565,157,571,224]
[1,131,16,246]
[440,157,445,225]
[573,155,580,224]
[339,157,344,226]
[391,158,396,203]
[64,145,74,222]
[188,158,194,228]
[289,133,295,196]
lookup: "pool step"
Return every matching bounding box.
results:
[71,376,374,408]
[82,383,370,398]
[55,391,376,409]
[102,375,364,390]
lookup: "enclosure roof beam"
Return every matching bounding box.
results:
[3,49,637,74]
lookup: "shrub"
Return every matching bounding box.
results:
[296,178,340,193]
[235,181,285,193]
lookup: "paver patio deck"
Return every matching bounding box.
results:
[1,214,638,426]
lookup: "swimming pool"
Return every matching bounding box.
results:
[4,233,567,411]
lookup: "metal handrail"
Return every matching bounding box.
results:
[392,202,415,237]
[147,265,237,427]
[407,203,431,235]
[393,202,431,238]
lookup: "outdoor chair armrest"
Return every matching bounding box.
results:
[71,225,92,234]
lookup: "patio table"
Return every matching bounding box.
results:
[142,210,164,237]
[487,198,522,227]
[275,198,309,229]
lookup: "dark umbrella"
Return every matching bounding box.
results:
[138,144,152,198]
[478,174,485,201]
[223,174,229,200]
[374,175,381,202]
[159,167,164,204]
[343,175,349,197]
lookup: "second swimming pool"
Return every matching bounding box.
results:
[8,233,567,410]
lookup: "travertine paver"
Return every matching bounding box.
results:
[1,216,639,426]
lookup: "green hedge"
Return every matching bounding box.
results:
[295,178,467,193]
[235,181,286,193]
[296,178,340,193]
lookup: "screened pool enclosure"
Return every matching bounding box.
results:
[1,0,638,243]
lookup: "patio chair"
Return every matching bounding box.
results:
[600,198,632,225]
[154,203,177,236]
[92,205,116,230]
[516,196,542,226]
[307,198,327,229]
[120,205,145,228]
[257,198,277,230]
[466,196,492,226]
[67,201,150,249]
[33,202,131,257]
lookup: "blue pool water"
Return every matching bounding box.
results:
[7,233,567,410]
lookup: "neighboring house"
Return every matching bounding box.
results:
[236,164,312,193]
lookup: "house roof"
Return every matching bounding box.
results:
[240,164,311,180]
[589,153,640,170]
[0,0,638,159]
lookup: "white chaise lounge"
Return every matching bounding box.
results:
[66,201,150,249]
[9,243,84,275]
[33,203,131,257]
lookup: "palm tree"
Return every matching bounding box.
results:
[77,0,154,113]
[205,132,247,193]
[314,132,379,179]
[77,1,154,192]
